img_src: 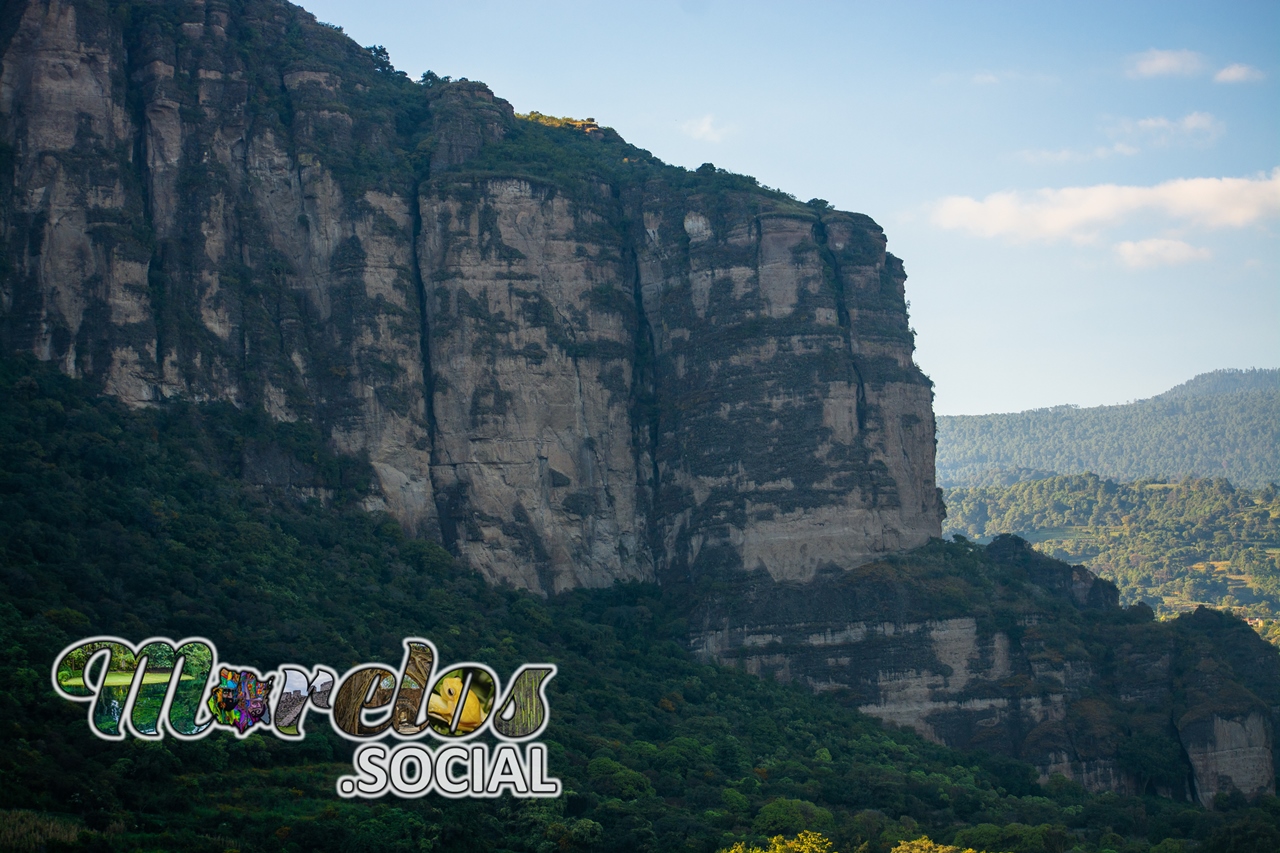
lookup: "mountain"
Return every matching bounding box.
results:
[0,0,941,595]
[2,0,1279,835]
[1158,368,1279,400]
[2,353,1278,851]
[935,370,1280,489]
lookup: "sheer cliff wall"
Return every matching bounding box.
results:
[689,537,1279,804]
[0,0,942,594]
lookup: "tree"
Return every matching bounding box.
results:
[720,830,837,853]
[753,799,834,836]
[890,838,981,853]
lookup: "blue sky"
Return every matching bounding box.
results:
[298,0,1279,414]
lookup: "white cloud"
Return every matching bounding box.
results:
[681,114,731,143]
[1123,51,1264,83]
[1018,142,1139,164]
[1136,112,1211,133]
[1215,63,1265,83]
[1129,111,1224,145]
[1114,238,1212,268]
[1127,49,1206,78]
[932,70,1057,86]
[1017,112,1222,167]
[931,168,1280,243]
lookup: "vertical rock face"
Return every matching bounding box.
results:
[637,198,940,583]
[689,540,1280,804]
[0,0,940,591]
[1180,713,1275,807]
[0,0,476,533]
[0,0,144,385]
[420,179,649,592]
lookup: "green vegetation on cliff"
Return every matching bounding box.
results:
[936,370,1279,489]
[2,355,1278,851]
[943,475,1280,643]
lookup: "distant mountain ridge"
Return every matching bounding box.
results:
[936,369,1280,489]
[1157,368,1279,400]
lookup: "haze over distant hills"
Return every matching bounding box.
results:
[936,368,1280,489]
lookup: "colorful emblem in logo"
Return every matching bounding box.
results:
[208,668,274,734]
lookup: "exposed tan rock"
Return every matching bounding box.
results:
[638,203,940,584]
[690,549,1280,803]
[0,0,940,589]
[1181,713,1276,806]
[0,0,152,392]
[421,179,649,592]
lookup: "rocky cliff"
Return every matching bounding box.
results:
[691,536,1280,804]
[4,0,1276,808]
[0,0,941,593]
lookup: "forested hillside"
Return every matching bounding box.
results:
[1158,370,1279,399]
[943,475,1280,645]
[936,369,1279,488]
[4,356,1278,851]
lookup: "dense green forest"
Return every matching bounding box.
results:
[943,475,1280,646]
[3,356,1279,851]
[935,369,1279,489]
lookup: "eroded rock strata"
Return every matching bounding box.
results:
[690,537,1279,804]
[0,0,940,594]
